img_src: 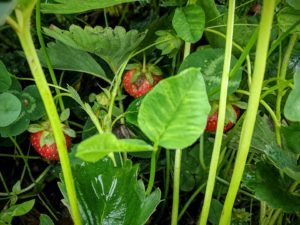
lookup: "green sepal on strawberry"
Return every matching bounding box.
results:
[123,61,163,98]
[28,120,76,161]
[205,102,241,133]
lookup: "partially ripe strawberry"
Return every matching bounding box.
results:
[205,106,240,133]
[31,131,71,161]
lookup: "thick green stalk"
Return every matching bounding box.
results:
[218,1,275,224]
[171,149,182,225]
[7,7,82,225]
[198,1,235,224]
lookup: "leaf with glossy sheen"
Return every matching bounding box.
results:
[43,25,146,72]
[284,69,300,121]
[243,162,300,212]
[0,93,22,127]
[59,159,161,225]
[172,5,205,43]
[41,0,137,14]
[76,132,153,162]
[179,48,242,100]
[0,61,12,92]
[38,42,109,82]
[138,68,210,149]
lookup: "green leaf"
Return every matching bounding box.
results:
[21,85,46,121]
[179,48,242,100]
[243,162,300,212]
[39,214,54,225]
[287,0,300,10]
[277,6,300,34]
[284,69,300,121]
[59,108,70,122]
[38,42,109,82]
[43,25,146,72]
[0,199,35,224]
[172,5,205,43]
[138,68,210,149]
[125,97,144,127]
[59,159,161,225]
[76,133,153,162]
[208,199,222,225]
[0,92,22,127]
[281,124,300,154]
[0,0,17,26]
[0,111,30,137]
[41,0,138,14]
[0,61,12,92]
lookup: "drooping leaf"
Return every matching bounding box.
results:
[0,61,12,92]
[37,42,109,82]
[243,162,300,212]
[76,132,153,162]
[0,199,35,224]
[39,214,54,225]
[277,6,300,34]
[0,92,22,127]
[0,0,17,26]
[43,25,146,72]
[41,0,138,14]
[179,48,242,100]
[172,5,205,43]
[284,69,300,121]
[59,159,161,225]
[138,68,210,149]
[230,115,300,181]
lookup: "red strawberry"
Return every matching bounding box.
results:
[123,62,163,98]
[205,105,240,133]
[29,121,75,161]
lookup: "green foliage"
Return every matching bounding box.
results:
[43,25,146,72]
[38,42,110,83]
[138,68,210,149]
[59,159,161,225]
[76,132,153,162]
[179,48,242,100]
[0,0,17,26]
[0,61,12,92]
[0,199,35,224]
[287,0,300,10]
[125,97,144,127]
[243,161,300,212]
[277,6,300,34]
[281,123,300,154]
[172,5,205,43]
[41,0,138,14]
[284,69,300,121]
[0,92,21,127]
[39,214,55,225]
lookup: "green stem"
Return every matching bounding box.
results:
[35,0,65,112]
[218,1,275,224]
[260,202,266,225]
[198,1,236,224]
[146,145,158,195]
[275,33,298,146]
[171,149,182,225]
[8,7,82,225]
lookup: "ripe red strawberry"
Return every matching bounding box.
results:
[123,62,163,98]
[28,120,75,161]
[205,105,240,133]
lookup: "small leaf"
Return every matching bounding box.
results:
[39,214,55,225]
[284,69,300,121]
[0,61,12,92]
[76,133,153,162]
[0,93,22,127]
[41,0,138,14]
[60,108,70,122]
[43,25,146,72]
[59,159,161,225]
[172,5,205,43]
[138,68,210,149]
[179,48,242,100]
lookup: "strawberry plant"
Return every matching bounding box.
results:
[0,0,300,225]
